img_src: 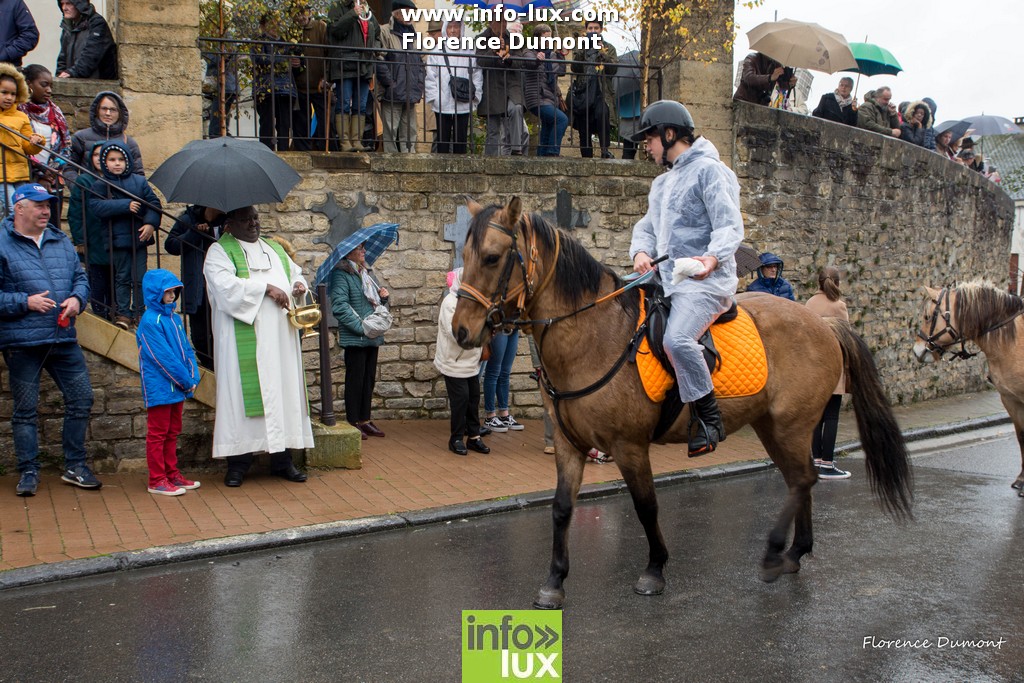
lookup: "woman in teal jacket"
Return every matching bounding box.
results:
[330,243,388,439]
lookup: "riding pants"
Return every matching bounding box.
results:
[664,288,731,403]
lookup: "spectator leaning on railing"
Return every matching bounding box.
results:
[733,51,783,106]
[812,76,857,127]
[857,87,901,139]
[424,20,482,155]
[899,100,935,150]
[65,91,143,185]
[252,13,299,152]
[292,5,331,151]
[327,0,381,153]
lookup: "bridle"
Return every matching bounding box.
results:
[917,285,1023,360]
[455,213,559,333]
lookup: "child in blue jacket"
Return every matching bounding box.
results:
[137,269,201,496]
[88,139,160,329]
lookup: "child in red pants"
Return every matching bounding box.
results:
[137,269,201,495]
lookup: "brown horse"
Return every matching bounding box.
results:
[452,198,913,609]
[914,281,1024,493]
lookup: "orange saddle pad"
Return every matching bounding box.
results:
[636,296,768,402]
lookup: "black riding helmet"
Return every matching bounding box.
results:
[630,100,695,167]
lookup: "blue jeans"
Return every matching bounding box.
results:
[336,78,370,115]
[113,247,147,319]
[536,104,568,156]
[483,329,519,413]
[4,344,94,473]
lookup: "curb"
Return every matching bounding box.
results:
[0,413,1011,591]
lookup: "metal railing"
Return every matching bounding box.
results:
[198,35,661,157]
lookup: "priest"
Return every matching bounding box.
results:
[203,205,314,486]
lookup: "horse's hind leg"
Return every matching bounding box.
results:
[752,419,816,582]
[534,446,586,610]
[615,444,669,596]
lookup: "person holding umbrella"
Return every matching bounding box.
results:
[330,240,390,439]
[203,206,313,487]
[733,52,784,107]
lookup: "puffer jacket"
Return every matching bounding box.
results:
[0,63,42,183]
[0,214,89,349]
[746,252,795,300]
[88,140,160,251]
[66,91,143,185]
[67,141,109,266]
[326,0,381,81]
[136,269,199,408]
[55,0,117,79]
[376,17,426,104]
[0,0,39,67]
[329,259,384,348]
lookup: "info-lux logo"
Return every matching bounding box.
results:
[462,610,562,681]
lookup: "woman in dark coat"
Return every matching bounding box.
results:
[329,243,388,439]
[812,76,858,126]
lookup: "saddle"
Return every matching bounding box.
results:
[632,282,767,441]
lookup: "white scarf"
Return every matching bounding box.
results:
[834,90,853,108]
[348,259,381,306]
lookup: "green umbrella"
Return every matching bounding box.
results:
[842,42,903,76]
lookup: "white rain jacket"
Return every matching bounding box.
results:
[629,136,744,401]
[424,21,484,115]
[434,270,484,378]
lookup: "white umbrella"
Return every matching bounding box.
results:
[747,19,858,74]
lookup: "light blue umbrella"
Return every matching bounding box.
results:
[315,223,400,286]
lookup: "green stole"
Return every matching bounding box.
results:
[218,233,291,417]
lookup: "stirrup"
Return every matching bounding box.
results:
[687,417,718,457]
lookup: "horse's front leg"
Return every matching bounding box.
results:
[534,442,586,610]
[614,444,668,596]
[996,395,1024,491]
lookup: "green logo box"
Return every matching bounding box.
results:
[462,610,563,681]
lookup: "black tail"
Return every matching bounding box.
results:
[828,319,914,519]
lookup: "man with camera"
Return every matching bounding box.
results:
[733,51,784,107]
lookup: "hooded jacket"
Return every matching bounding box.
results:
[0,0,39,67]
[746,252,795,300]
[0,213,89,349]
[0,62,42,183]
[434,269,483,378]
[376,15,426,104]
[55,0,117,80]
[87,140,160,250]
[424,22,483,115]
[899,99,936,150]
[66,91,143,185]
[67,140,110,266]
[136,269,200,408]
[164,205,222,315]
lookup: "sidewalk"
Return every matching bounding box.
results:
[0,390,1009,588]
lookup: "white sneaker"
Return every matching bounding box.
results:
[484,416,509,433]
[502,415,525,431]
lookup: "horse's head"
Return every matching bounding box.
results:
[452,197,530,348]
[913,286,958,363]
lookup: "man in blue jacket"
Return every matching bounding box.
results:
[0,184,99,496]
[0,0,39,67]
[746,252,795,301]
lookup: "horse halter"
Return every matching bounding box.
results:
[456,215,556,332]
[917,286,976,360]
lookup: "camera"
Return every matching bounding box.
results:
[781,66,795,83]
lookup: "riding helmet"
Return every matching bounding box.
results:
[630,100,695,142]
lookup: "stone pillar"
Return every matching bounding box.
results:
[653,0,735,166]
[112,0,203,169]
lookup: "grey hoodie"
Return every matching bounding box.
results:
[65,91,143,185]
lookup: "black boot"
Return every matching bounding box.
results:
[687,391,725,457]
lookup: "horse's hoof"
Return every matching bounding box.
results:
[1012,478,1023,490]
[634,573,666,596]
[533,588,565,610]
[760,560,784,583]
[781,557,801,574]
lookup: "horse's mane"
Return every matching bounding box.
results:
[954,280,1024,344]
[469,206,636,314]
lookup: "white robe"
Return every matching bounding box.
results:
[203,239,316,458]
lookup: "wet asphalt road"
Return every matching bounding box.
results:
[1,430,1023,682]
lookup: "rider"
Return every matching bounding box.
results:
[629,100,744,456]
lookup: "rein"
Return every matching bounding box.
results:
[917,285,1024,360]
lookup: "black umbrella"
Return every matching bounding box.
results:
[935,120,973,144]
[149,137,302,213]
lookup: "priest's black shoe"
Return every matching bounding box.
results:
[466,438,490,454]
[449,439,468,456]
[224,470,244,487]
[271,464,308,482]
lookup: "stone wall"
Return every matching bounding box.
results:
[733,101,1015,402]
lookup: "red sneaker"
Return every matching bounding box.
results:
[168,474,201,490]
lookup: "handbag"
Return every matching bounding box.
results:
[443,52,475,103]
[569,75,600,118]
[362,304,393,339]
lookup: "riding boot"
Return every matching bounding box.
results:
[348,114,363,152]
[687,390,725,457]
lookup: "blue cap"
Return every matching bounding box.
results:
[11,184,55,204]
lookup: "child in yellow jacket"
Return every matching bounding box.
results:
[0,63,45,216]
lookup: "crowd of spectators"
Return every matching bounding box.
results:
[734,51,1004,182]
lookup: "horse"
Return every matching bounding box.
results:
[913,281,1024,494]
[452,197,913,610]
